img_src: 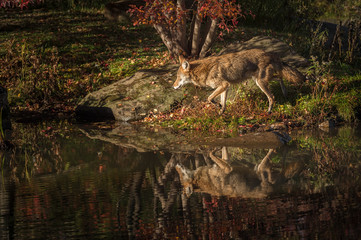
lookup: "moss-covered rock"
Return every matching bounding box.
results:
[76,65,206,121]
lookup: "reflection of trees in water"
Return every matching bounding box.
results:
[120,148,279,238]
[3,122,118,181]
[120,153,186,239]
[119,146,361,239]
[2,123,67,180]
[125,171,144,239]
[298,127,361,191]
[1,124,361,239]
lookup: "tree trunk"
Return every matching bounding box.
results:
[199,18,218,58]
[191,1,202,57]
[153,24,179,58]
[176,0,188,55]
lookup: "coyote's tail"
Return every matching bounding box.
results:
[280,63,305,84]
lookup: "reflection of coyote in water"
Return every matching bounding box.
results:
[176,147,302,198]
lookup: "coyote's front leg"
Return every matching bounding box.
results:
[207,81,230,114]
[209,147,233,174]
[255,149,275,185]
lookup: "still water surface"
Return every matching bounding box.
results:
[1,122,361,239]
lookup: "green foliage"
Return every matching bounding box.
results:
[108,47,170,78]
[333,90,360,122]
[240,0,361,23]
[295,59,361,123]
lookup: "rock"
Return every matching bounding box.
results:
[76,65,206,122]
[104,0,144,23]
[0,86,11,131]
[218,36,309,70]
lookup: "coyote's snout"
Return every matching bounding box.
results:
[173,49,305,114]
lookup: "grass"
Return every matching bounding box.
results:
[0,8,171,113]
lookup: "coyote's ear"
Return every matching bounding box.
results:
[178,55,185,63]
[181,61,190,71]
[179,55,190,71]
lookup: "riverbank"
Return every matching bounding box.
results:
[1,8,361,132]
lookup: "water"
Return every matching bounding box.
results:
[0,121,361,239]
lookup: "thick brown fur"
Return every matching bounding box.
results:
[173,49,305,114]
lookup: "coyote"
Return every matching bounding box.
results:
[175,147,275,198]
[173,49,305,114]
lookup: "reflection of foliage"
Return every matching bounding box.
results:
[4,121,113,181]
[297,126,361,186]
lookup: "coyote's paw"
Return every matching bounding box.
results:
[209,100,225,115]
[218,108,225,115]
[209,100,221,108]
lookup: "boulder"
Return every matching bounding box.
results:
[218,36,309,69]
[76,65,207,122]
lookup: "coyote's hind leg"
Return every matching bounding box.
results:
[254,67,275,114]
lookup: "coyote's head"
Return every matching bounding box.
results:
[173,56,192,89]
[175,163,195,197]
